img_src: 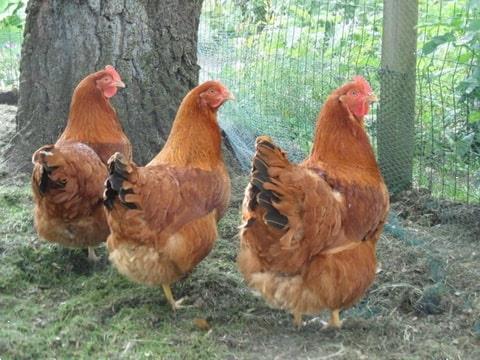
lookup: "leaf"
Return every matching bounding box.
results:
[456,133,475,158]
[0,2,15,22]
[0,0,24,29]
[456,32,476,46]
[469,111,480,124]
[0,0,10,12]
[4,13,22,28]
[457,52,472,63]
[467,19,480,31]
[449,16,463,28]
[422,33,456,55]
[288,5,311,25]
[460,81,478,95]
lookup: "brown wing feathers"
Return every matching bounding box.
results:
[248,136,289,230]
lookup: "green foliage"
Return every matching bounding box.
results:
[203,0,383,158]
[422,33,456,55]
[413,0,480,201]
[419,0,480,102]
[0,0,25,31]
[201,0,479,202]
[0,0,23,88]
[0,30,21,88]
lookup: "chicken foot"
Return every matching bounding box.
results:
[321,309,343,329]
[293,312,303,329]
[294,310,343,330]
[87,247,100,262]
[162,284,189,312]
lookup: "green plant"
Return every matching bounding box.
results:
[0,1,24,88]
[0,0,25,30]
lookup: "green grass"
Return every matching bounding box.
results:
[0,180,479,359]
[0,184,234,359]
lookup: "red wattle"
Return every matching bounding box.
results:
[103,86,118,98]
[353,101,368,117]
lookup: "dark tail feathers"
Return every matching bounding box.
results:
[32,146,66,195]
[103,152,137,210]
[248,136,288,230]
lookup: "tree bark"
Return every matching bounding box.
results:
[7,0,204,171]
[378,0,418,194]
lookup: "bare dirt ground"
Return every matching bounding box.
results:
[0,105,479,359]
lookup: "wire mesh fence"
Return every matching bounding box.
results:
[198,0,480,204]
[0,1,478,204]
[0,30,21,90]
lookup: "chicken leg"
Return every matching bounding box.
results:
[327,309,343,329]
[162,284,187,312]
[293,312,303,329]
[88,247,100,262]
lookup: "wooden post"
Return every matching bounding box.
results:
[378,0,418,194]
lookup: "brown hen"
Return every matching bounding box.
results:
[104,80,233,310]
[31,66,131,261]
[239,76,389,328]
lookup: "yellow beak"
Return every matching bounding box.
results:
[368,93,378,103]
[114,80,126,88]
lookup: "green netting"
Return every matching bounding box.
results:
[198,0,480,203]
[0,1,478,203]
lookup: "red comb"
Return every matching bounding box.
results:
[352,75,372,94]
[104,65,121,81]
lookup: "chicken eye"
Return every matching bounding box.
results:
[208,88,216,94]
[350,90,358,97]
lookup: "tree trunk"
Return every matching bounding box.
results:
[7,0,204,171]
[378,0,418,194]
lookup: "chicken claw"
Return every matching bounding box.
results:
[162,284,190,312]
[321,309,343,330]
[87,247,100,262]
